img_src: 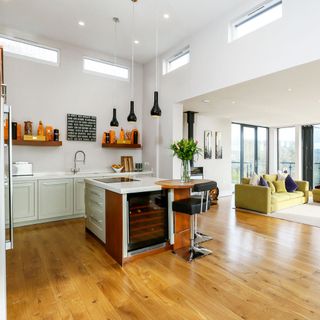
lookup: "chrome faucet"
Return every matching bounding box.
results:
[71,150,86,174]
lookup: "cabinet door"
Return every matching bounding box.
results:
[74,178,85,215]
[13,181,37,223]
[39,179,73,219]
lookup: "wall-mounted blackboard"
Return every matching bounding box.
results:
[67,114,96,142]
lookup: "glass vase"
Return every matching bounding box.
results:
[181,160,191,183]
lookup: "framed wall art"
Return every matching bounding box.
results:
[204,130,213,159]
[215,131,223,159]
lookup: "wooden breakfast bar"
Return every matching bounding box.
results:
[155,179,212,254]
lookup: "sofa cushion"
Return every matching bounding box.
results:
[259,177,268,187]
[273,180,287,193]
[249,173,260,186]
[287,191,304,199]
[242,178,250,184]
[263,174,278,183]
[271,191,304,204]
[285,175,298,192]
[267,181,276,194]
[277,172,288,181]
[271,193,291,204]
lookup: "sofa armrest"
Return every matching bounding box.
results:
[235,184,271,214]
[295,180,309,202]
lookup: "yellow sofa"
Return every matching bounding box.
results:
[235,174,309,214]
[313,189,320,203]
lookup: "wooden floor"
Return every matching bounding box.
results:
[6,196,320,320]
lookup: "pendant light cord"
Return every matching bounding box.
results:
[112,17,119,109]
[155,1,159,91]
[113,18,118,66]
[131,1,135,101]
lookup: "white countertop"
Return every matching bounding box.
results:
[11,170,153,182]
[85,176,164,194]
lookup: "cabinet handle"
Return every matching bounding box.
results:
[42,182,69,186]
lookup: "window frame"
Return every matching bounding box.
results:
[0,34,60,66]
[232,122,269,181]
[163,46,190,75]
[82,56,130,81]
[277,126,296,175]
[229,0,283,42]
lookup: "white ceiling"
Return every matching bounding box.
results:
[0,0,244,63]
[183,59,320,127]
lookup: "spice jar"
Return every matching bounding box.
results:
[53,129,59,142]
[45,126,53,141]
[24,121,33,136]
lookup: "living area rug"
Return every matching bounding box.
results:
[269,202,320,228]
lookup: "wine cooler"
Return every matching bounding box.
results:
[127,190,168,252]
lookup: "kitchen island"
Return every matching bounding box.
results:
[85,176,211,265]
[85,176,174,265]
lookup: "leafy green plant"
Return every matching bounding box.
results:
[170,139,202,161]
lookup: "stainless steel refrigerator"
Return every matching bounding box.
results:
[0,46,12,320]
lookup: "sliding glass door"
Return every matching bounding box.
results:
[278,127,296,176]
[258,127,268,176]
[243,126,255,178]
[314,125,320,187]
[232,124,241,183]
[232,123,269,183]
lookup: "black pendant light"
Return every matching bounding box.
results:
[150,3,162,117]
[110,108,119,127]
[127,100,137,122]
[128,0,137,123]
[151,91,161,117]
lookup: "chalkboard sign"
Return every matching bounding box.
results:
[67,114,96,141]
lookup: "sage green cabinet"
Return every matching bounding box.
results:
[74,178,85,215]
[38,179,73,219]
[13,181,37,223]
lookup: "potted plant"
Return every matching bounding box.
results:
[170,139,201,182]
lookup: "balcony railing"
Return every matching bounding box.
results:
[279,161,295,176]
[232,161,320,187]
[232,161,253,183]
[313,162,320,186]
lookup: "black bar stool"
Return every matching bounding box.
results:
[193,180,217,244]
[172,181,216,261]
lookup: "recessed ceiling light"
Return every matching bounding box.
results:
[134,40,140,44]
[232,101,236,104]
[78,21,85,27]
[202,99,210,103]
[163,13,170,19]
[288,88,292,92]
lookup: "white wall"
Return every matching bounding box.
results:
[142,0,320,179]
[3,33,143,173]
[185,113,232,196]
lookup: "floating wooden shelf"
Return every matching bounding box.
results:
[5,140,62,147]
[102,143,141,149]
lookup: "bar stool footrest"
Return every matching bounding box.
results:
[195,232,213,244]
[188,246,212,262]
